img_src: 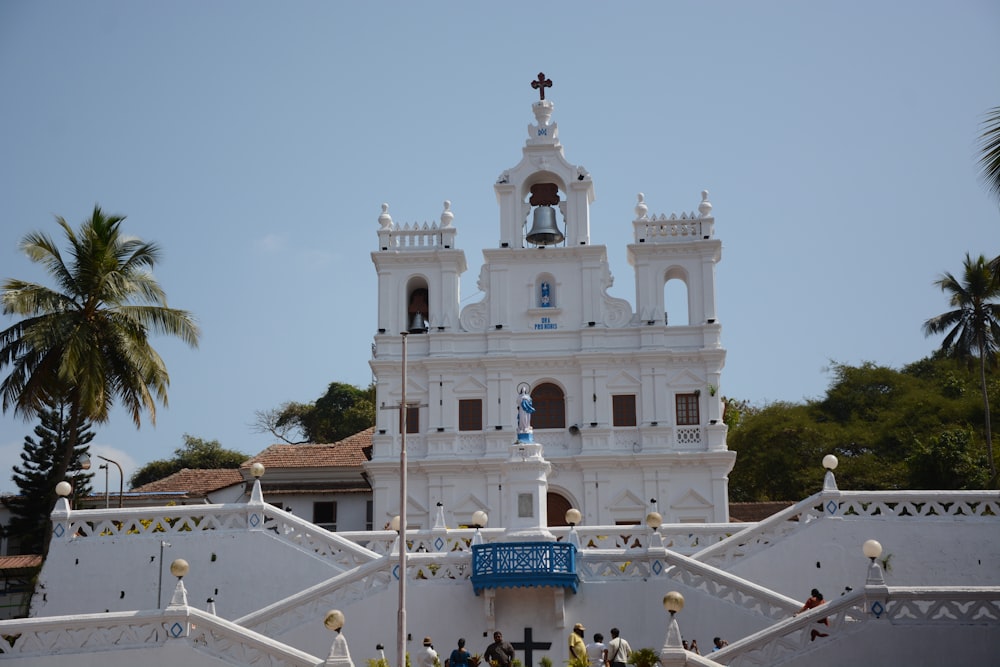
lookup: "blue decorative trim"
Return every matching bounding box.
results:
[471,542,578,594]
[825,500,838,515]
[871,600,884,618]
[249,513,260,527]
[53,523,65,538]
[169,622,184,638]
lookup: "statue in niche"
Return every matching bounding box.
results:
[540,282,551,307]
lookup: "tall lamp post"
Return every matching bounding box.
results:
[397,331,409,667]
[99,462,109,508]
[97,455,124,508]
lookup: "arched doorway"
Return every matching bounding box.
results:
[547,491,572,527]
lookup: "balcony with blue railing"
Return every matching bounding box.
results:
[471,541,578,594]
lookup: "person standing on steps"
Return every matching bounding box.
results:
[606,628,632,667]
[448,638,471,667]
[417,638,439,667]
[484,631,515,667]
[795,588,830,640]
[569,623,587,664]
[586,632,608,667]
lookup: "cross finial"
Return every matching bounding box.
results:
[531,72,553,100]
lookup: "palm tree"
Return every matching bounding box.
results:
[978,105,1000,204]
[0,205,200,550]
[923,253,1000,481]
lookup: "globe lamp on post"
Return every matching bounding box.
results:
[249,462,265,503]
[168,558,190,608]
[565,508,582,550]
[471,510,488,546]
[324,608,355,667]
[390,514,402,552]
[822,454,839,492]
[646,506,664,549]
[863,539,885,585]
[661,590,686,661]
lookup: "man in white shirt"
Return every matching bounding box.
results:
[586,632,608,667]
[417,637,438,667]
[606,628,632,667]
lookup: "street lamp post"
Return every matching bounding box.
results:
[97,455,124,508]
[397,331,408,667]
[99,463,109,508]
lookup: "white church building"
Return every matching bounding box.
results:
[367,79,732,531]
[0,77,997,667]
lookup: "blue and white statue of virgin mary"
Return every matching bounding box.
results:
[517,383,535,443]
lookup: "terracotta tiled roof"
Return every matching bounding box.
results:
[131,468,244,495]
[242,427,373,470]
[729,501,795,522]
[0,554,42,571]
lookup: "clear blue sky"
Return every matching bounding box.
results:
[1,2,997,492]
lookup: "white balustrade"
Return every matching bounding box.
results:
[693,491,1000,570]
[54,503,380,572]
[0,607,323,666]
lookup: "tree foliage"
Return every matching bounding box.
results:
[978,105,1000,204]
[253,382,375,444]
[5,394,94,553]
[727,356,995,501]
[0,206,199,553]
[923,253,1000,479]
[129,435,248,488]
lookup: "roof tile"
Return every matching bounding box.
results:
[132,468,244,495]
[242,427,373,470]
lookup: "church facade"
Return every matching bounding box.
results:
[367,79,735,531]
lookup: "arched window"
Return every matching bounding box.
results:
[531,382,565,429]
[663,268,689,326]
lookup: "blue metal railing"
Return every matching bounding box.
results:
[471,542,578,594]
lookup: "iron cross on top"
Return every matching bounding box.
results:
[531,72,553,100]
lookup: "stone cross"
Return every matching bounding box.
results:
[512,626,552,667]
[531,73,553,100]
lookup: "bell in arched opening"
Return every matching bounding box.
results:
[409,311,427,333]
[525,182,564,246]
[407,287,429,333]
[526,206,564,246]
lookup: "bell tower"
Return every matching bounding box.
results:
[495,73,594,250]
[372,201,467,337]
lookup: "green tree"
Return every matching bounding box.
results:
[727,357,993,499]
[254,381,375,444]
[5,393,94,553]
[0,206,200,552]
[923,253,1000,480]
[977,105,1000,204]
[727,402,832,501]
[130,434,248,488]
[907,428,989,490]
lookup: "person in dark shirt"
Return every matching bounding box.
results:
[449,638,471,667]
[484,631,515,667]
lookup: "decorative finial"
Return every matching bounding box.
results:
[531,72,553,100]
[378,203,393,229]
[635,193,648,221]
[698,190,712,218]
[440,200,454,228]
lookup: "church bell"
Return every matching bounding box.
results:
[525,205,564,246]
[409,312,427,333]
